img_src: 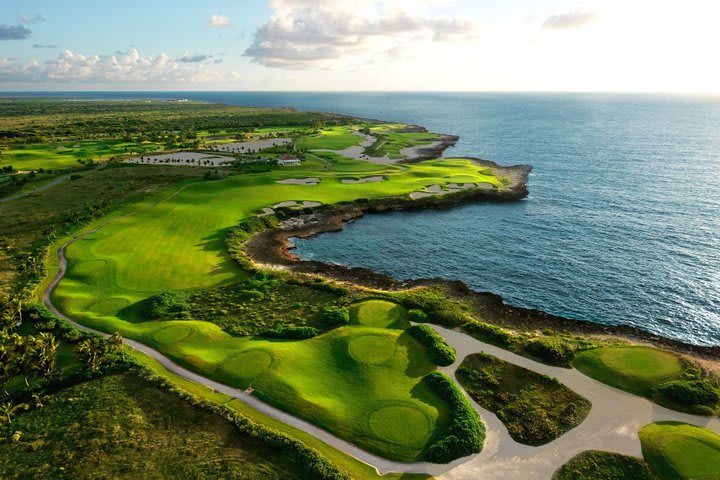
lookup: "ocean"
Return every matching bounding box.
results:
[6,91,720,345]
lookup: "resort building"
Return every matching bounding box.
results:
[277,155,301,166]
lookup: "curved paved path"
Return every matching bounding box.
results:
[41,182,720,479]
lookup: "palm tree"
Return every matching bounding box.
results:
[36,333,58,381]
[107,333,124,362]
[78,338,102,372]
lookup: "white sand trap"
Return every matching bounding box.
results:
[447,183,477,189]
[341,176,386,184]
[313,131,394,164]
[209,138,291,153]
[273,200,322,209]
[274,201,299,208]
[125,151,233,167]
[410,192,437,200]
[476,182,495,189]
[259,207,275,216]
[426,184,444,193]
[275,178,320,185]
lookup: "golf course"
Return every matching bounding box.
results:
[3,98,720,480]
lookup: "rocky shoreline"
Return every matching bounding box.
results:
[245,158,720,362]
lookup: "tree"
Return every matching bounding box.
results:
[107,332,125,362]
[0,401,27,424]
[35,332,58,381]
[78,338,102,372]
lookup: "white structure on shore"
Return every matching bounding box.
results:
[277,154,301,166]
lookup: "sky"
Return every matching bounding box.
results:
[0,0,718,92]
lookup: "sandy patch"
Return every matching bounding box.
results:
[313,130,394,164]
[259,207,275,216]
[410,182,493,200]
[426,184,443,193]
[209,138,290,153]
[125,151,233,167]
[275,178,320,186]
[272,200,322,209]
[400,140,444,160]
[341,176,386,184]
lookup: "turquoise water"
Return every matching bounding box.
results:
[6,92,720,345]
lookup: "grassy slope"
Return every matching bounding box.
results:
[0,373,311,480]
[554,451,657,480]
[640,422,720,480]
[573,347,683,398]
[456,352,591,445]
[297,126,364,150]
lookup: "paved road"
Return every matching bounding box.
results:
[40,182,720,478]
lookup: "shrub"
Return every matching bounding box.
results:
[462,321,512,347]
[141,292,190,319]
[407,324,456,366]
[69,173,83,180]
[320,306,350,326]
[407,309,429,323]
[657,379,720,406]
[396,287,469,327]
[523,337,576,366]
[262,326,318,339]
[422,371,484,463]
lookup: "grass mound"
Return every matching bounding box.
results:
[457,352,590,445]
[348,334,397,364]
[351,300,407,329]
[223,350,274,379]
[369,404,432,447]
[154,324,193,343]
[640,422,720,480]
[554,450,657,480]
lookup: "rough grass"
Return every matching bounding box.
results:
[456,352,591,445]
[0,374,311,480]
[554,451,657,480]
[640,422,720,480]
[297,126,363,150]
[574,347,684,399]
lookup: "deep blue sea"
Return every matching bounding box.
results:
[6,92,720,345]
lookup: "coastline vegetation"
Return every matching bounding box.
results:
[554,451,657,480]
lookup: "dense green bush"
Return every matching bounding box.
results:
[141,292,190,319]
[523,337,577,366]
[407,324,456,366]
[407,309,429,323]
[261,326,318,339]
[657,379,720,406]
[320,306,350,326]
[395,287,469,327]
[422,371,484,463]
[462,320,513,347]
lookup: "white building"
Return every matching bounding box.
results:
[277,155,301,166]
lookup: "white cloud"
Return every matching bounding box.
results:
[542,9,597,30]
[19,14,46,25]
[209,14,230,28]
[244,0,479,68]
[0,48,223,85]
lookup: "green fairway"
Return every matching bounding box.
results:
[640,422,720,480]
[297,126,364,150]
[351,299,408,328]
[0,139,164,170]
[573,346,684,397]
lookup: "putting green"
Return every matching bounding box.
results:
[154,325,193,344]
[369,404,432,447]
[348,334,397,364]
[351,300,407,329]
[574,346,683,398]
[223,350,274,378]
[640,422,720,480]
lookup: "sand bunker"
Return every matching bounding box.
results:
[272,200,322,209]
[259,207,275,216]
[125,151,233,167]
[409,182,494,200]
[400,140,445,160]
[275,178,320,185]
[341,176,386,184]
[313,131,394,164]
[209,138,290,153]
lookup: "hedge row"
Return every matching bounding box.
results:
[422,371,484,463]
[261,326,319,339]
[522,337,577,367]
[461,320,513,348]
[395,287,470,328]
[407,324,456,366]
